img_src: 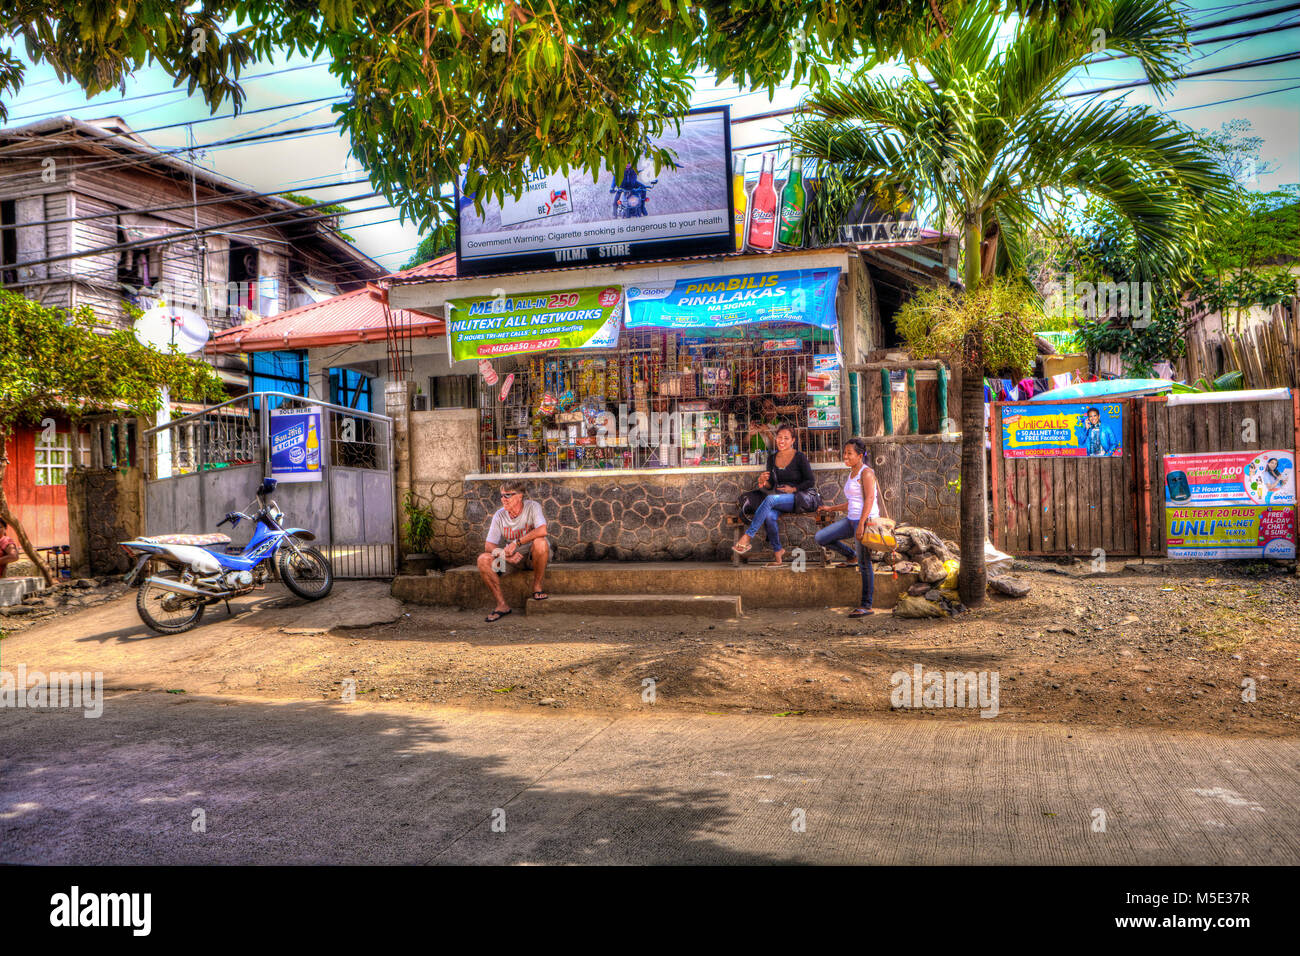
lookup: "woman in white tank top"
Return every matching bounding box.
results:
[815,438,882,617]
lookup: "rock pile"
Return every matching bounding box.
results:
[880,527,1031,616]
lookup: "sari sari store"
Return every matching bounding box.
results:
[399,249,860,563]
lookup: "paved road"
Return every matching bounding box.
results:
[2,691,1297,864]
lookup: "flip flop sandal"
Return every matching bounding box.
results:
[848,607,876,618]
[762,561,785,568]
[831,561,859,569]
[532,591,549,601]
[732,541,752,555]
[485,608,513,622]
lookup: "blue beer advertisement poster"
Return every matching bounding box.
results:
[269,407,324,482]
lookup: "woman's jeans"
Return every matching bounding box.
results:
[745,493,796,551]
[815,517,875,609]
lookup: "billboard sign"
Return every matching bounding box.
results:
[623,268,840,332]
[1163,450,1295,506]
[1166,506,1296,559]
[1001,402,1124,458]
[446,286,623,361]
[456,107,734,276]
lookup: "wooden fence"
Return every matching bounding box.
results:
[991,391,1299,557]
[1181,301,1299,390]
[990,399,1141,556]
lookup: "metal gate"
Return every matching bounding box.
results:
[142,391,396,578]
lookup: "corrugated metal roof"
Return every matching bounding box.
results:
[208,254,455,353]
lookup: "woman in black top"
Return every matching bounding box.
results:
[733,424,815,567]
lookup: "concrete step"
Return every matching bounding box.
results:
[526,593,741,618]
[395,560,913,611]
[0,576,46,607]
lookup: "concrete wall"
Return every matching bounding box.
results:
[407,409,480,559]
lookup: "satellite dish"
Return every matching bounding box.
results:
[133,305,210,355]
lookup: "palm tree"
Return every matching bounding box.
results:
[791,0,1231,606]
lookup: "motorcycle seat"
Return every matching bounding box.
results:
[138,533,232,546]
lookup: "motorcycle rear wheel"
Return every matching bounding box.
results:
[136,570,206,634]
[277,546,334,601]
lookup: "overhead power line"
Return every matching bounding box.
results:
[2,62,331,125]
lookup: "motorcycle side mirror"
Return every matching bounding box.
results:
[257,477,278,497]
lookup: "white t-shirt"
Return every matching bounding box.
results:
[487,499,547,545]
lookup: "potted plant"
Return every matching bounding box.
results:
[402,489,437,573]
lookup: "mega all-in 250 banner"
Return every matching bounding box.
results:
[1163,450,1295,505]
[1001,402,1123,458]
[623,268,840,332]
[446,286,623,361]
[269,407,323,483]
[1166,506,1296,559]
[455,107,733,276]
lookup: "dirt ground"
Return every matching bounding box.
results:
[7,558,1294,736]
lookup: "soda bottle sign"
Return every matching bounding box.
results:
[732,155,748,252]
[778,158,806,248]
[746,153,778,252]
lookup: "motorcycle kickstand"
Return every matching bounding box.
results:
[225,599,233,617]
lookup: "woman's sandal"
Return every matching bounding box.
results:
[762,561,784,568]
[532,591,549,601]
[848,607,876,618]
[831,561,859,569]
[732,541,752,555]
[485,608,513,623]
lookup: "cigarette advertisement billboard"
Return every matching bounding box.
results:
[455,107,734,276]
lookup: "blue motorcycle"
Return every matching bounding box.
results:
[121,477,333,634]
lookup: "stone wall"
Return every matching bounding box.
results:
[456,457,960,563]
[68,466,144,575]
[862,435,961,539]
[463,467,846,562]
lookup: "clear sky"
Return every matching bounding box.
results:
[3,0,1296,273]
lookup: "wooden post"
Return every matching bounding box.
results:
[938,364,949,432]
[1137,397,1152,557]
[906,368,918,434]
[989,403,1002,549]
[880,369,892,435]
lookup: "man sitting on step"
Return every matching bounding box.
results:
[477,480,550,623]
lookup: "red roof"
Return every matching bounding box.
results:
[207,254,454,353]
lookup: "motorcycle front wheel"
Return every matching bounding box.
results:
[277,546,334,601]
[136,570,206,634]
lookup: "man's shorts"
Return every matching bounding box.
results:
[491,540,553,574]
